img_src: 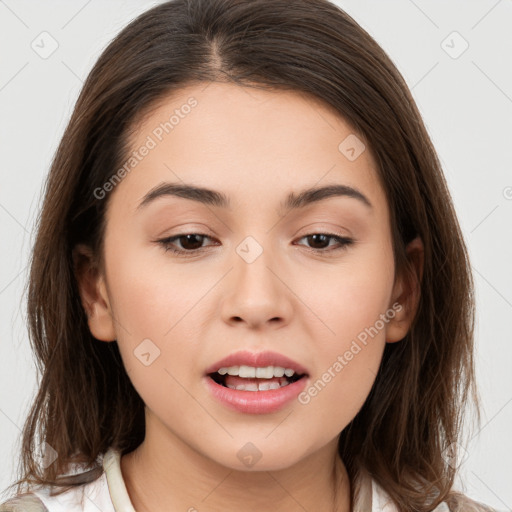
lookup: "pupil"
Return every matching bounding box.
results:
[181,234,204,250]
[308,234,329,249]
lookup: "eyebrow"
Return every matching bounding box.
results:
[136,182,372,212]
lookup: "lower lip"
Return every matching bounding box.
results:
[204,375,309,414]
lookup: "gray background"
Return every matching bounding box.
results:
[0,0,511,509]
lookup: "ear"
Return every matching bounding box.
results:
[385,236,424,343]
[72,243,116,342]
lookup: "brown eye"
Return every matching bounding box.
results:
[305,234,331,249]
[175,234,207,251]
[157,233,218,255]
[295,233,354,253]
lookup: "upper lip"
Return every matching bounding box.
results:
[205,350,309,376]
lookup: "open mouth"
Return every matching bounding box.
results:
[204,358,310,413]
[208,365,307,392]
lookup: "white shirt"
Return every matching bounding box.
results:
[1,447,494,512]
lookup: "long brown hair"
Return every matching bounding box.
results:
[3,1,480,510]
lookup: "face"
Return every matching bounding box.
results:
[78,82,417,471]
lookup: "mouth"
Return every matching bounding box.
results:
[207,365,307,391]
[203,350,310,414]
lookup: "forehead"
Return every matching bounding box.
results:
[111,82,387,215]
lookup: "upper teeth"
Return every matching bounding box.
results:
[217,365,296,378]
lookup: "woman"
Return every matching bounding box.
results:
[0,0,497,510]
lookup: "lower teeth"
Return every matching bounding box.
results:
[225,380,290,391]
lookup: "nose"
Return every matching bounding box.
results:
[220,241,293,330]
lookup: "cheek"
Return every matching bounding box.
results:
[294,240,394,419]
[106,259,208,419]
[105,237,204,334]
[299,341,384,436]
[301,240,395,345]
[297,276,389,434]
[103,241,210,380]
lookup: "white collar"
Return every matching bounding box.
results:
[103,448,136,512]
[102,447,448,512]
[28,447,451,511]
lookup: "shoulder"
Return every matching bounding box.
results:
[0,448,126,512]
[354,467,499,512]
[0,493,49,512]
[0,456,108,512]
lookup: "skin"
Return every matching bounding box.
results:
[75,82,423,512]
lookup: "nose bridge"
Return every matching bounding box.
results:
[221,234,292,327]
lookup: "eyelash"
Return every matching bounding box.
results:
[156,232,354,257]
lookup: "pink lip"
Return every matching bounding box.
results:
[204,350,310,414]
[204,375,308,414]
[204,350,309,376]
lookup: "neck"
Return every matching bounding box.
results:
[120,421,351,512]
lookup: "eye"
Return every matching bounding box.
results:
[156,232,354,257]
[294,233,354,253]
[157,233,219,255]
